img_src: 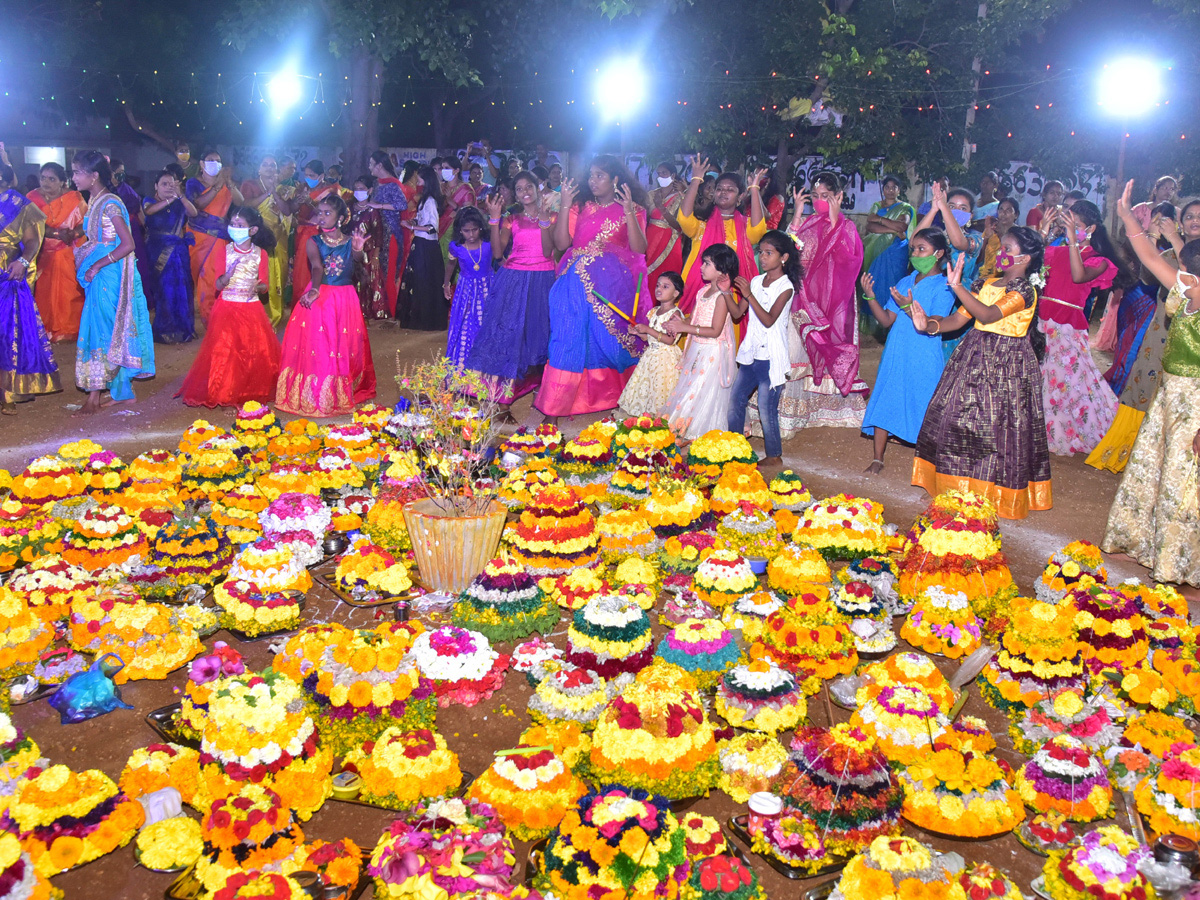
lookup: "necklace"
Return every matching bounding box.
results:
[465,244,482,271]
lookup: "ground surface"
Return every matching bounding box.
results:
[4,318,1162,898]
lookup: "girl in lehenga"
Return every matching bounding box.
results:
[661,244,738,439]
[0,163,61,414]
[1103,180,1200,586]
[26,162,86,342]
[909,226,1051,520]
[70,151,155,417]
[276,193,376,417]
[619,271,685,416]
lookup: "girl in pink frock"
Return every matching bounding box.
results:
[276,194,377,416]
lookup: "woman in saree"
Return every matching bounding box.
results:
[398,161,421,291]
[748,173,868,438]
[535,156,649,421]
[70,151,155,416]
[26,162,85,341]
[350,175,388,319]
[288,159,339,309]
[862,175,916,307]
[110,159,153,302]
[645,161,684,286]
[0,163,61,414]
[438,156,476,263]
[239,155,292,325]
[1104,181,1200,585]
[186,150,242,325]
[366,151,408,317]
[144,170,198,344]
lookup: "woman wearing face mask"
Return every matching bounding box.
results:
[363,151,408,318]
[144,169,198,344]
[979,197,1020,278]
[677,156,767,315]
[288,159,338,310]
[0,162,61,415]
[645,161,685,289]
[535,156,648,421]
[239,155,293,325]
[859,229,955,474]
[1088,195,1200,474]
[349,175,388,319]
[910,227,1051,519]
[917,184,985,286]
[438,157,474,255]
[1035,199,1124,455]
[71,151,155,417]
[186,150,243,325]
[1103,180,1200,585]
[175,142,199,181]
[748,172,867,438]
[26,162,86,341]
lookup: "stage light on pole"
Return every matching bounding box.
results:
[1097,57,1163,229]
[267,70,303,117]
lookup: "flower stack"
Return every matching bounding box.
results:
[68,586,201,682]
[409,626,509,707]
[556,437,612,503]
[830,835,967,900]
[1037,540,1108,604]
[589,661,719,800]
[717,503,783,561]
[0,498,63,573]
[325,422,381,473]
[342,727,463,808]
[659,531,718,592]
[857,651,956,709]
[687,430,757,485]
[717,732,789,802]
[177,421,224,455]
[980,596,1086,714]
[768,469,812,511]
[8,455,86,508]
[302,625,431,756]
[693,549,758,610]
[851,684,950,764]
[214,580,304,637]
[565,592,654,679]
[754,590,858,694]
[334,543,412,601]
[1014,735,1113,822]
[362,484,416,553]
[608,448,675,505]
[1071,583,1149,675]
[511,636,563,684]
[311,447,366,492]
[381,410,431,447]
[210,483,270,545]
[178,442,248,501]
[901,585,983,659]
[1011,691,1121,755]
[776,725,904,856]
[260,492,331,566]
[612,415,678,458]
[687,853,767,900]
[721,589,784,642]
[528,664,612,729]
[196,670,333,821]
[256,462,319,500]
[127,448,183,486]
[83,451,129,499]
[0,833,59,900]
[497,458,562,509]
[232,400,281,449]
[655,619,742,688]
[595,508,658,562]
[193,784,306,894]
[176,641,246,741]
[792,493,888,561]
[644,475,711,538]
[710,462,772,515]
[900,746,1024,837]
[136,514,234,596]
[1135,743,1200,839]
[611,557,660,597]
[510,484,599,576]
[60,503,148,574]
[1042,826,1153,900]
[715,659,807,734]
[958,864,1024,900]
[467,744,589,841]
[118,742,201,805]
[767,543,830,597]
[2,765,143,877]
[452,554,560,643]
[835,579,897,654]
[539,567,607,611]
[895,490,1016,633]
[537,786,689,900]
[4,555,95,625]
[502,423,564,460]
[369,798,520,900]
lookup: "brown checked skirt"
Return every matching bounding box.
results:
[912,328,1053,519]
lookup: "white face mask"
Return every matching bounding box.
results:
[353,190,369,202]
[657,176,673,188]
[440,169,455,182]
[1177,269,1198,299]
[227,225,251,243]
[203,160,222,176]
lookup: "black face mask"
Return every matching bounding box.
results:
[326,176,339,184]
[114,172,126,184]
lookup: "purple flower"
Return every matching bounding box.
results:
[189,655,223,684]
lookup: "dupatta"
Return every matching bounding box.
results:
[561,201,647,355]
[680,210,759,315]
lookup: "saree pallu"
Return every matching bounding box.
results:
[861,201,915,273]
[27,190,85,340]
[1104,282,1157,396]
[645,193,682,286]
[255,194,290,326]
[74,196,155,401]
[116,182,153,305]
[147,231,195,344]
[187,210,228,326]
[913,329,1052,520]
[0,191,60,402]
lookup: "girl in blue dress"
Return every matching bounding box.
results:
[860,228,956,473]
[443,206,492,367]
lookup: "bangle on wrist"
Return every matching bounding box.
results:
[1127,231,1146,239]
[928,320,941,335]
[488,217,500,224]
[690,176,703,182]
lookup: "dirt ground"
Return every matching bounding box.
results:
[4,318,1166,898]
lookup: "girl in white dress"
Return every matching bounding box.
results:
[662,244,738,440]
[619,272,685,415]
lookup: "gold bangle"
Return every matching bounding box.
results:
[929,320,941,335]
[1127,231,1146,239]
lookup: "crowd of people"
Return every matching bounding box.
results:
[0,138,1197,584]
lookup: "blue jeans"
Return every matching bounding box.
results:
[728,359,783,458]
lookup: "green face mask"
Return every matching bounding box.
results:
[910,254,939,274]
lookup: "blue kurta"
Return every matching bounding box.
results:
[862,271,956,443]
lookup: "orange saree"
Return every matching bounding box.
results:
[27,189,85,340]
[186,182,233,324]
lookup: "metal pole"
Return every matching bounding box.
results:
[1112,127,1127,233]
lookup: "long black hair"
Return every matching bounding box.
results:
[575,155,649,208]
[757,230,803,286]
[911,228,951,272]
[225,204,277,252]
[401,160,420,183]
[72,150,114,190]
[415,165,443,216]
[451,205,487,244]
[369,150,397,179]
[1007,225,1045,275]
[1071,199,1131,285]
